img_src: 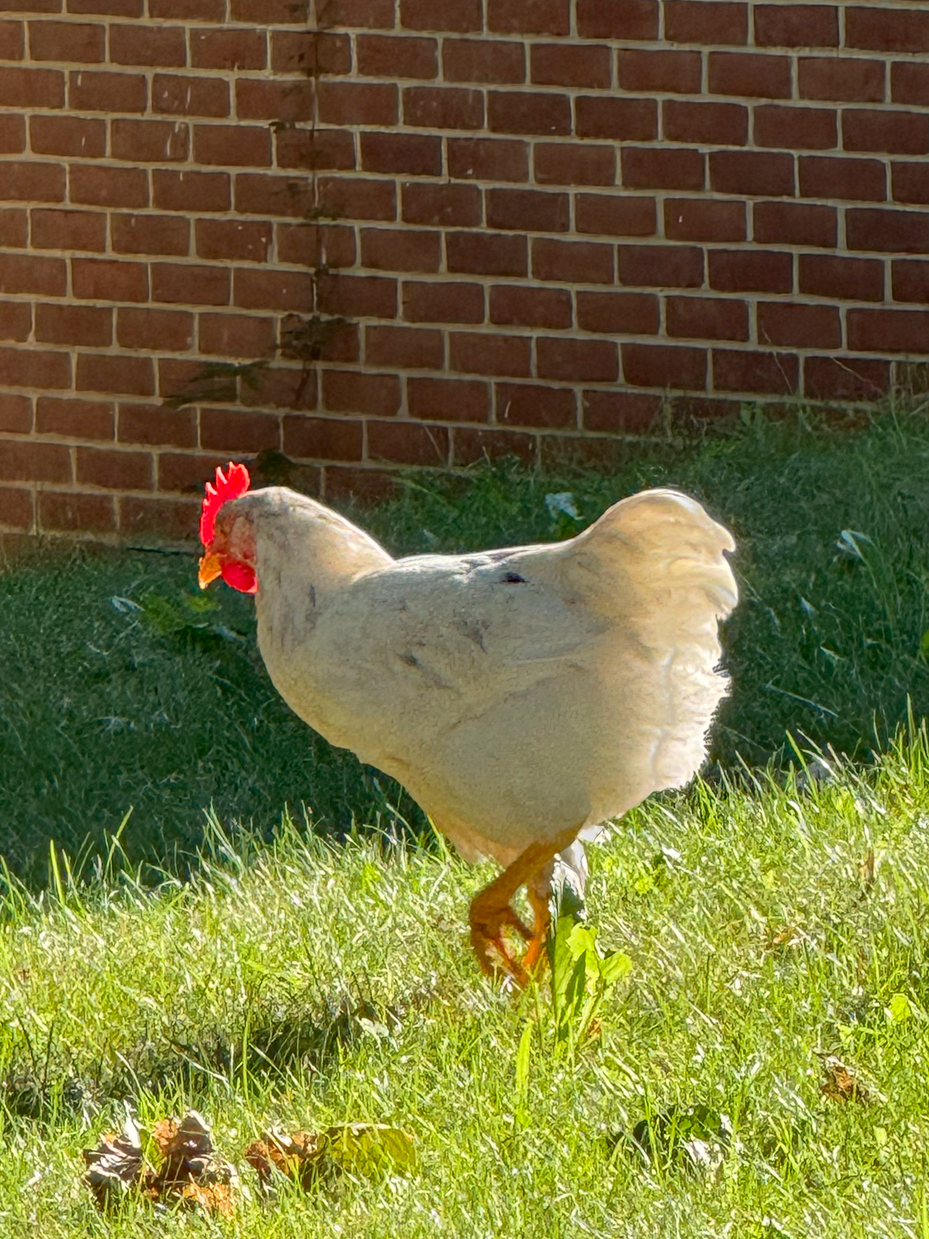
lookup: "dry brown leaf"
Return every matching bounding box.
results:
[244,1129,325,1191]
[821,1055,870,1103]
[82,1113,143,1207]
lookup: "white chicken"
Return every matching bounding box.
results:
[198,463,737,983]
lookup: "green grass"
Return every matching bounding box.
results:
[0,731,927,1236]
[3,408,929,878]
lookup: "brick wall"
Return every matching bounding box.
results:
[2,1,929,541]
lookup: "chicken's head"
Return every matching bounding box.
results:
[198,462,258,594]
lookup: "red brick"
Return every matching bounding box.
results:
[112,117,189,162]
[194,124,270,167]
[117,307,194,351]
[583,390,661,433]
[577,290,659,335]
[892,63,929,107]
[119,494,200,540]
[618,244,704,288]
[31,207,104,253]
[0,252,66,296]
[191,28,266,70]
[408,376,489,422]
[0,161,65,203]
[281,34,350,82]
[848,308,929,353]
[153,170,230,213]
[799,254,885,301]
[0,486,34,531]
[537,337,617,383]
[575,193,656,237]
[362,228,442,273]
[617,49,701,93]
[799,155,886,202]
[447,232,528,277]
[233,268,314,311]
[404,280,485,323]
[35,302,111,347]
[488,0,568,34]
[277,127,356,172]
[714,348,799,394]
[403,85,483,129]
[755,4,838,47]
[195,220,271,263]
[847,208,929,254]
[403,180,483,226]
[400,0,482,32]
[0,19,23,58]
[118,402,196,448]
[666,295,748,341]
[200,409,281,453]
[533,143,616,186]
[238,365,318,412]
[663,100,748,145]
[488,91,571,136]
[576,96,656,142]
[152,73,229,117]
[29,18,103,60]
[151,262,230,306]
[70,166,148,209]
[283,414,363,461]
[452,426,536,467]
[76,446,153,489]
[320,272,397,319]
[236,78,313,123]
[798,57,884,103]
[758,302,841,349]
[803,356,890,401]
[443,37,524,84]
[72,258,148,302]
[497,383,576,429]
[110,23,185,66]
[112,213,190,257]
[200,313,276,358]
[76,353,154,396]
[622,147,705,190]
[666,0,747,43]
[321,175,397,222]
[0,394,32,434]
[361,131,442,176]
[0,435,71,479]
[0,300,32,342]
[709,52,791,98]
[0,114,24,154]
[68,0,142,13]
[39,491,115,534]
[150,0,225,16]
[68,67,146,111]
[490,284,572,329]
[0,66,64,107]
[447,137,529,182]
[368,420,449,467]
[366,324,444,370]
[754,201,837,248]
[577,0,657,39]
[531,43,612,89]
[665,198,745,242]
[316,0,391,24]
[709,249,792,293]
[234,173,313,218]
[317,80,397,124]
[356,33,434,80]
[232,0,307,19]
[293,319,358,365]
[893,261,929,304]
[487,187,568,232]
[844,109,929,156]
[532,237,614,284]
[449,332,532,378]
[323,466,396,505]
[29,115,105,157]
[277,222,355,268]
[846,7,929,53]
[893,163,929,205]
[754,104,836,150]
[0,209,28,248]
[321,370,401,417]
[622,343,706,390]
[710,150,794,197]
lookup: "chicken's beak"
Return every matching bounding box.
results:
[198,551,223,589]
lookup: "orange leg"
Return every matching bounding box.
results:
[468,826,578,986]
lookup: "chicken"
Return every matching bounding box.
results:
[198,463,737,983]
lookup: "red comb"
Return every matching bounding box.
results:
[200,461,251,546]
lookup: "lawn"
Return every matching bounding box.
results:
[1,407,929,1235]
